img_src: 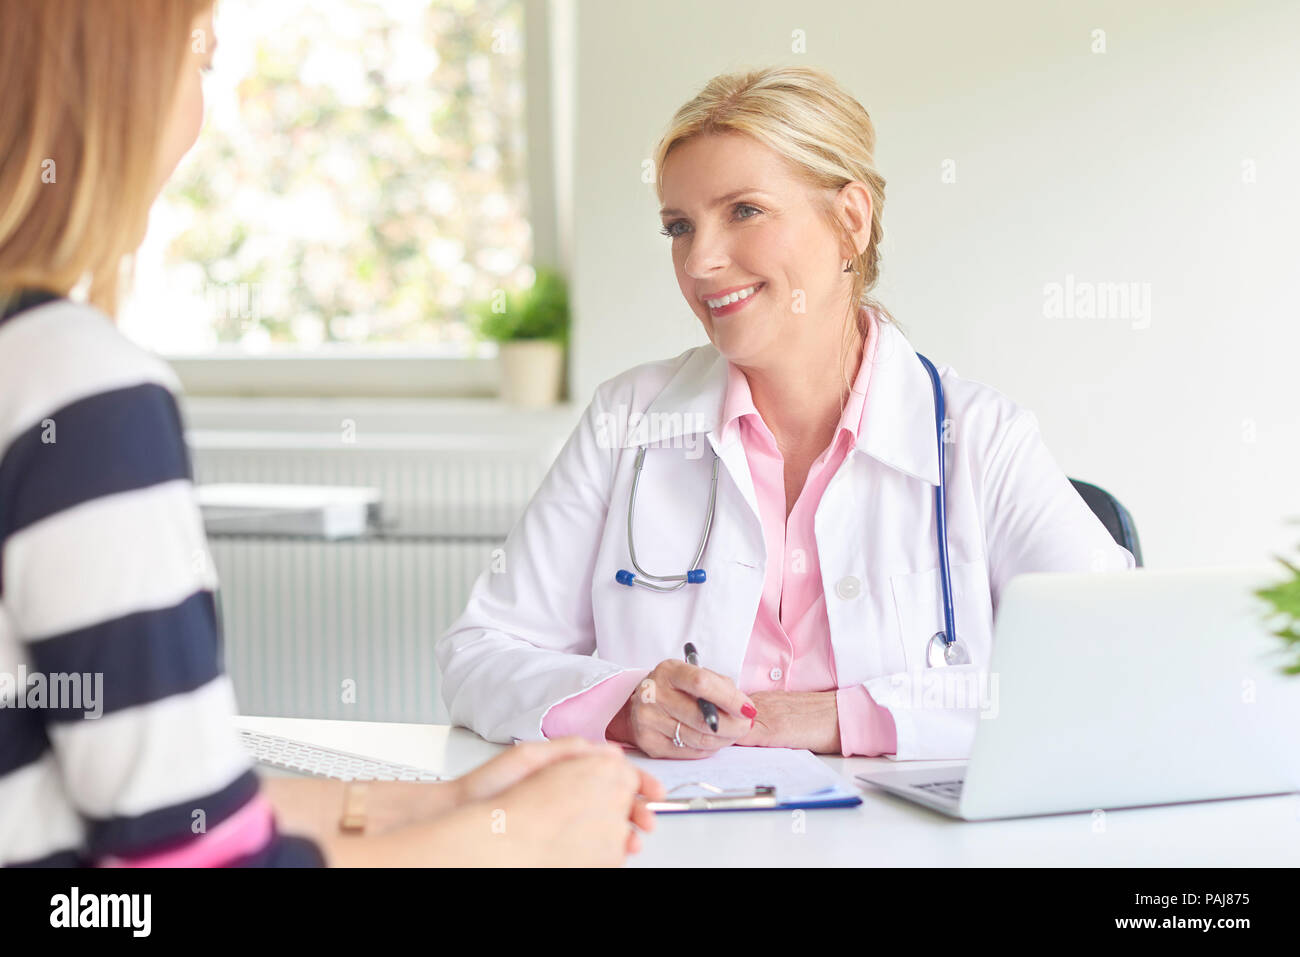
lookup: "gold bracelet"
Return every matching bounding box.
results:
[339,782,369,834]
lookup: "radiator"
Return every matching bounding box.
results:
[208,538,496,723]
[192,437,559,724]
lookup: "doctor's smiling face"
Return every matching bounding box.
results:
[658,131,873,373]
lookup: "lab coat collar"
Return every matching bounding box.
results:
[854,316,942,487]
[629,316,941,486]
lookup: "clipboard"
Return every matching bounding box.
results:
[645,782,862,814]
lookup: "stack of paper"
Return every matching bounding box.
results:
[197,484,381,539]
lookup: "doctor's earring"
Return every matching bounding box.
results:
[843,258,858,275]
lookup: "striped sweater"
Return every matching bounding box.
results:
[0,292,321,867]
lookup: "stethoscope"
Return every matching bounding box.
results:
[614,351,969,669]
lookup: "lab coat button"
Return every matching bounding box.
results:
[769,667,783,682]
[835,576,862,600]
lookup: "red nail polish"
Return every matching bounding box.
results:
[742,703,757,719]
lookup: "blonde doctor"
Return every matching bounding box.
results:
[437,66,1134,761]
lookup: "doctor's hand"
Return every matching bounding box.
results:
[606,660,758,758]
[737,691,842,753]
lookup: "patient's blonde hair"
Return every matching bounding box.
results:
[0,0,215,317]
[653,66,898,391]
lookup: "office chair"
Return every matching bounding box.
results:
[1069,479,1143,567]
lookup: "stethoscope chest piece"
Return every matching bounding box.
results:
[927,631,970,668]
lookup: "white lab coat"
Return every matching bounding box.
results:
[436,317,1135,758]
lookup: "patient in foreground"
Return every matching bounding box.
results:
[0,0,660,867]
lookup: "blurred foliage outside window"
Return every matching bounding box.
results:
[120,0,530,355]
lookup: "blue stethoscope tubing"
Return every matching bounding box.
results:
[615,351,966,667]
[915,352,967,666]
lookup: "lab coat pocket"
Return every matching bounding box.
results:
[889,559,992,673]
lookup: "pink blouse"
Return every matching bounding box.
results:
[542,311,898,756]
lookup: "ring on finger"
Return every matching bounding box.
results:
[672,721,684,748]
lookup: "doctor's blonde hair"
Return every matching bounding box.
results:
[0,0,215,317]
[653,66,899,390]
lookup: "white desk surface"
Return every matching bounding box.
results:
[235,715,1300,867]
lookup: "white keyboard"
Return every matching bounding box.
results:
[239,729,443,782]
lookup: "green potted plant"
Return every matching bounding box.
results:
[1256,525,1300,675]
[471,267,569,408]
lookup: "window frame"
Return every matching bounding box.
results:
[168,350,501,399]
[158,0,568,400]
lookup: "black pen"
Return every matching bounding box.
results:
[683,642,719,732]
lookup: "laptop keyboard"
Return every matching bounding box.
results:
[913,778,965,799]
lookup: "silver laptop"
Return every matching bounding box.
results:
[858,564,1300,820]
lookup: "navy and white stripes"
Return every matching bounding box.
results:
[0,296,321,867]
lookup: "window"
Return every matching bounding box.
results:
[120,0,533,395]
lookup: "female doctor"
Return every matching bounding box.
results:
[436,65,1134,761]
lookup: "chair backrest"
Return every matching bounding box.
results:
[1069,479,1143,567]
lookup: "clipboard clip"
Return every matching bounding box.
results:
[644,782,778,812]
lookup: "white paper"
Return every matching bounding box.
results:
[627,746,854,803]
[197,483,380,538]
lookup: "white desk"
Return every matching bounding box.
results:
[235,715,1300,866]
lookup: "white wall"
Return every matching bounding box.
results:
[567,0,1300,570]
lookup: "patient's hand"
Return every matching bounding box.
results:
[454,737,597,803]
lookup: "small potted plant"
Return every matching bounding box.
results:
[1255,523,1300,676]
[471,268,568,408]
